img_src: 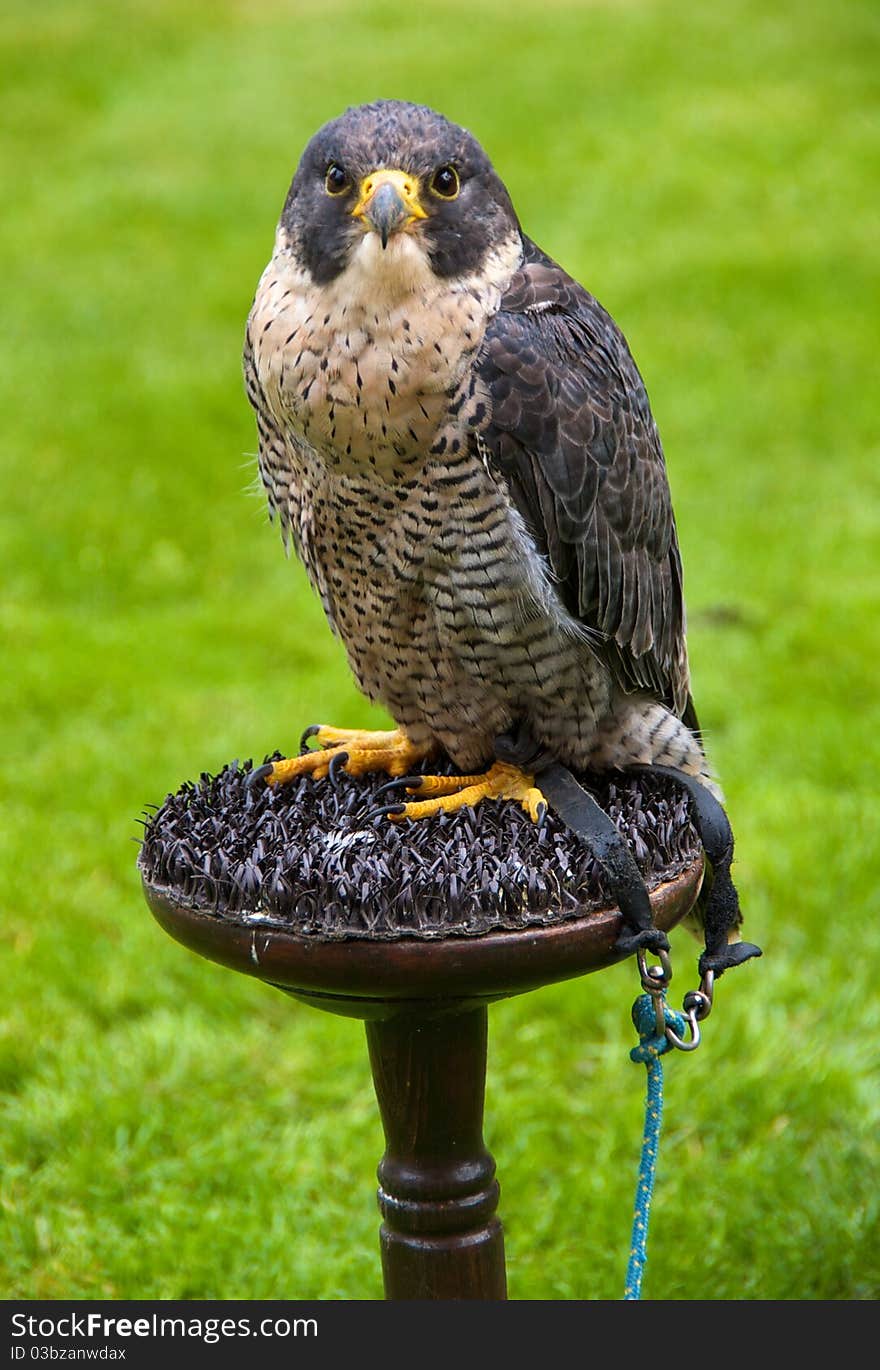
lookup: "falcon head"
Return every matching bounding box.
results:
[279,100,521,288]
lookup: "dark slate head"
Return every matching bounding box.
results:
[280,101,521,284]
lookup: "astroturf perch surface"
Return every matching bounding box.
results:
[1,0,878,1300]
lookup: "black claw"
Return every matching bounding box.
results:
[327,750,350,787]
[246,762,275,788]
[299,724,321,753]
[367,802,408,821]
[375,774,424,798]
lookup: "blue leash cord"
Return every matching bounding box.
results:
[624,992,688,1300]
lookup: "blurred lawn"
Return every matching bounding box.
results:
[1,0,878,1300]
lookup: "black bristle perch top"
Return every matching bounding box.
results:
[138,754,702,941]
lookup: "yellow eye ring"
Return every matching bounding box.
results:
[430,165,459,199]
[325,163,350,195]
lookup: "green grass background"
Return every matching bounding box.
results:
[2,0,878,1300]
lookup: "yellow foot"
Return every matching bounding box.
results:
[377,760,547,824]
[250,726,432,788]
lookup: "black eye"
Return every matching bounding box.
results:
[430,165,459,199]
[325,163,350,195]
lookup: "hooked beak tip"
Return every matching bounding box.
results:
[354,173,424,247]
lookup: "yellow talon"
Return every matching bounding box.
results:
[263,726,431,786]
[258,732,547,826]
[388,760,547,824]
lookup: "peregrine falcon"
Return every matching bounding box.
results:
[243,100,716,825]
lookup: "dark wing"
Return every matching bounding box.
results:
[476,238,693,721]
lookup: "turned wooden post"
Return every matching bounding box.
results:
[366,1007,505,1300]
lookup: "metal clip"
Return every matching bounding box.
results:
[664,1006,702,1052]
[664,969,715,1051]
[684,968,715,1022]
[637,947,673,1035]
[637,946,672,991]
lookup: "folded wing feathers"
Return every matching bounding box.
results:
[477,238,690,717]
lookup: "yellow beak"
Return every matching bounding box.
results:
[352,169,427,248]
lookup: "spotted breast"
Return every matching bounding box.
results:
[243,225,615,770]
